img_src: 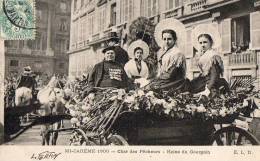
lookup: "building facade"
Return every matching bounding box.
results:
[68,0,260,89]
[5,0,71,77]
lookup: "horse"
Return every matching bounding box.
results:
[15,86,33,123]
[37,76,66,145]
[15,87,33,107]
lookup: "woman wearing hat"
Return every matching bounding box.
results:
[124,40,149,81]
[87,46,129,91]
[145,19,190,93]
[190,24,229,96]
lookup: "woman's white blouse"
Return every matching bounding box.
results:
[124,59,149,79]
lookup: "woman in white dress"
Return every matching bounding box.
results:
[124,40,149,81]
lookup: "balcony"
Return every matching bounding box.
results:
[31,50,46,55]
[184,0,208,15]
[164,6,183,19]
[228,51,257,68]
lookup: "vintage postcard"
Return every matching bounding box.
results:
[1,0,260,161]
[0,0,35,39]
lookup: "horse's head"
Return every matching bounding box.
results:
[48,87,66,105]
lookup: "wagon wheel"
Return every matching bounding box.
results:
[211,126,260,145]
[69,129,97,146]
[107,135,129,145]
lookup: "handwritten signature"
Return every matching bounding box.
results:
[31,151,61,160]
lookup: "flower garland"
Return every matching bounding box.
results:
[65,87,252,129]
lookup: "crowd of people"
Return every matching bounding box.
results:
[4,69,69,108]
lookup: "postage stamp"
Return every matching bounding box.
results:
[0,0,35,40]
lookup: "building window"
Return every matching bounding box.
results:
[110,3,116,26]
[120,0,134,23]
[59,19,68,32]
[56,38,66,52]
[10,60,19,67]
[98,7,106,32]
[88,12,94,35]
[140,0,158,17]
[165,0,182,10]
[5,40,18,48]
[231,15,250,53]
[27,32,46,50]
[82,15,88,41]
[60,2,67,13]
[59,63,65,68]
[230,75,252,88]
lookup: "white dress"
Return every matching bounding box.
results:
[124,59,149,79]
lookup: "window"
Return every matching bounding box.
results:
[230,75,253,88]
[59,19,67,32]
[140,0,158,17]
[82,15,88,41]
[165,0,182,10]
[98,7,106,32]
[110,3,116,26]
[27,32,46,50]
[56,38,66,52]
[88,12,94,35]
[119,0,134,23]
[59,63,65,68]
[231,16,250,53]
[60,2,67,12]
[10,60,19,67]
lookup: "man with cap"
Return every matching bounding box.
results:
[17,66,37,94]
[87,46,130,92]
[106,32,129,66]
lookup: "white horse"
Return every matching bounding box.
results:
[15,87,33,123]
[37,76,66,145]
[15,87,32,107]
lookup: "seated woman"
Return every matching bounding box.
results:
[145,19,190,94]
[190,32,229,96]
[87,46,130,92]
[124,40,149,87]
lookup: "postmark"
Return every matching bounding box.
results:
[0,0,35,40]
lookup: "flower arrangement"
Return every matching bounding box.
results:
[65,87,252,131]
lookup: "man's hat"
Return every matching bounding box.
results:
[107,32,119,42]
[102,46,116,54]
[23,66,32,74]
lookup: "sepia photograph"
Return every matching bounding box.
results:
[1,0,260,160]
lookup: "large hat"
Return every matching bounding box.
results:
[127,40,149,59]
[23,66,32,74]
[154,18,187,50]
[102,46,116,54]
[192,23,221,50]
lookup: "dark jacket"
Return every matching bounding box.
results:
[17,75,36,90]
[190,64,229,93]
[88,61,129,89]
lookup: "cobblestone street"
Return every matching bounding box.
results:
[4,120,72,145]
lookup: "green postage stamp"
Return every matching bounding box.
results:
[0,0,35,40]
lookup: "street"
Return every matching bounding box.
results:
[4,120,72,145]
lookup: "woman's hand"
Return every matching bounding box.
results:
[198,86,210,101]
